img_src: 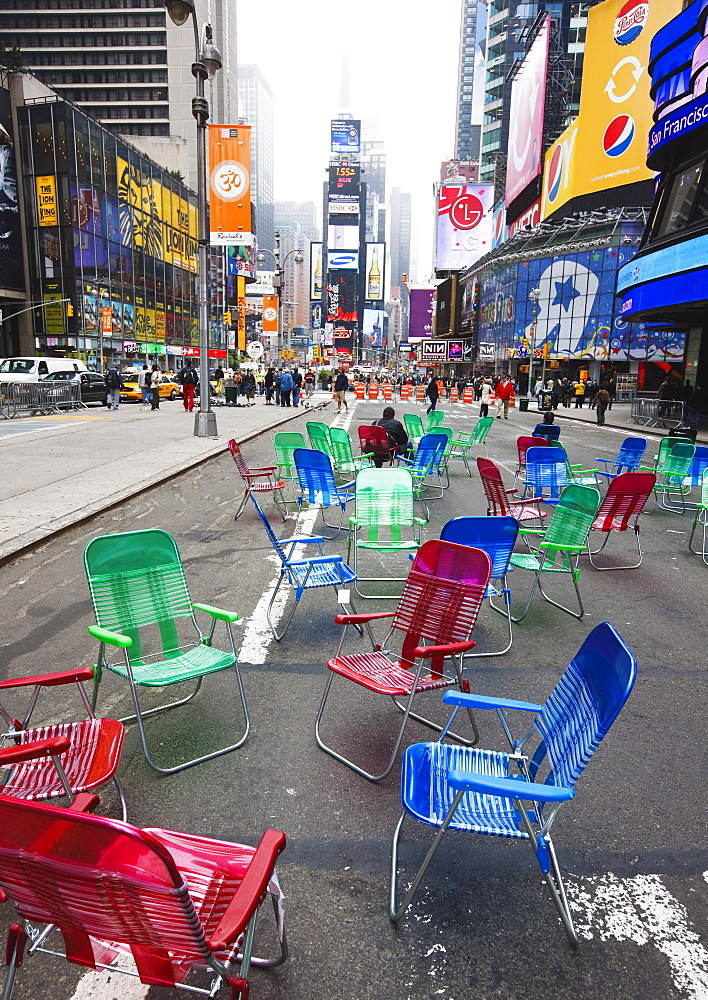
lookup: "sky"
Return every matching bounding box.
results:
[236,0,464,280]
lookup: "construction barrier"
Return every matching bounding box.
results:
[382,383,392,400]
[354,382,366,400]
[0,380,82,418]
[416,385,425,403]
[449,388,459,404]
[368,384,379,400]
[400,384,412,400]
[463,388,474,404]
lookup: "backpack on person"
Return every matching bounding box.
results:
[180,367,198,385]
[105,368,121,389]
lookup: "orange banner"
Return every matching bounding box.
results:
[208,124,252,246]
[262,294,278,333]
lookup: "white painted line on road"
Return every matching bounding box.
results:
[68,953,148,999]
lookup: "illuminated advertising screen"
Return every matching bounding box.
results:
[326,270,358,324]
[328,225,359,251]
[458,273,477,332]
[328,164,360,193]
[328,195,359,216]
[505,16,550,207]
[436,184,494,270]
[310,242,323,300]
[331,119,361,154]
[363,308,385,348]
[364,243,385,301]
[327,251,359,271]
[408,288,435,339]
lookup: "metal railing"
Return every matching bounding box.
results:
[0,381,85,419]
[629,398,685,428]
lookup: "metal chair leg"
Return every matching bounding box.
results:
[267,573,300,641]
[537,564,585,619]
[234,489,249,520]
[587,525,643,571]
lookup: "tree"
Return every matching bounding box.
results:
[167,169,185,183]
[0,41,22,69]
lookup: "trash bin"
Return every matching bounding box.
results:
[225,379,238,406]
[518,398,529,412]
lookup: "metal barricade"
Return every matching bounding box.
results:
[629,398,685,428]
[0,381,81,418]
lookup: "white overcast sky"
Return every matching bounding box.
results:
[236,0,464,279]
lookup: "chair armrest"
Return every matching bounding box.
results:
[539,542,585,552]
[508,496,543,506]
[87,625,133,648]
[443,690,543,712]
[356,452,375,461]
[193,603,239,624]
[0,667,95,690]
[69,793,100,813]
[334,611,395,625]
[248,465,278,472]
[241,470,276,480]
[280,535,327,545]
[0,736,71,766]
[207,829,287,950]
[287,555,343,567]
[413,517,427,527]
[447,770,574,803]
[413,640,476,658]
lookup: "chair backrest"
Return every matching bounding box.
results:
[437,427,454,454]
[593,472,656,531]
[274,431,307,473]
[701,468,708,505]
[532,423,561,441]
[294,447,340,503]
[655,435,692,467]
[84,530,193,659]
[0,797,214,980]
[525,446,569,500]
[249,495,288,564]
[614,437,647,473]
[426,410,445,429]
[472,416,494,443]
[358,424,392,462]
[227,438,250,480]
[307,421,333,456]
[392,539,491,674]
[517,436,548,468]
[412,433,447,476]
[529,622,637,789]
[661,441,696,479]
[441,516,519,579]
[403,413,424,444]
[330,427,356,467]
[542,484,601,550]
[354,467,415,537]
[477,456,512,515]
[684,445,708,487]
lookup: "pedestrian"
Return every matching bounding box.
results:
[264,367,275,404]
[687,384,705,429]
[104,364,121,410]
[550,379,562,410]
[304,368,316,398]
[573,379,585,408]
[495,374,515,418]
[214,365,225,396]
[561,378,572,408]
[292,367,302,407]
[373,406,413,467]
[534,377,544,409]
[179,361,198,412]
[242,370,256,406]
[334,366,349,412]
[479,378,492,417]
[279,368,294,407]
[532,411,561,441]
[456,375,466,396]
[425,374,439,414]
[586,380,598,409]
[150,365,162,409]
[138,364,151,408]
[595,384,610,425]
[657,377,674,424]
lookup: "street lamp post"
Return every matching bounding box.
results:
[256,235,303,362]
[527,286,540,402]
[163,0,222,438]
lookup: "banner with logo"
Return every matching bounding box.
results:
[541,0,682,219]
[208,124,253,245]
[505,16,550,207]
[262,293,278,333]
[0,89,23,291]
[408,288,435,339]
[436,184,494,270]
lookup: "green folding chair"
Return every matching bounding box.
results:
[330,426,373,478]
[646,435,693,470]
[449,416,494,469]
[548,440,602,486]
[646,441,696,511]
[347,467,426,598]
[307,421,334,458]
[84,529,249,774]
[274,430,307,500]
[509,484,601,621]
[426,410,446,431]
[403,413,425,447]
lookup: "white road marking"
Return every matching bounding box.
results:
[68,953,148,999]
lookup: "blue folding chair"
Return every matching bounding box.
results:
[440,516,519,656]
[389,622,637,947]
[294,447,356,537]
[523,446,569,504]
[398,432,447,519]
[596,436,647,481]
[250,495,357,640]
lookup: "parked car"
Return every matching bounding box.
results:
[41,370,108,406]
[0,357,88,383]
[120,376,182,402]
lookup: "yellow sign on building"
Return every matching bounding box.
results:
[36,176,57,226]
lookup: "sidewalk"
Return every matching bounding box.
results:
[531,399,708,444]
[0,394,328,565]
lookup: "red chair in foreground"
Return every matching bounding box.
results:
[587,471,656,570]
[315,539,492,781]
[228,439,287,522]
[358,424,397,467]
[0,797,288,1000]
[478,457,547,524]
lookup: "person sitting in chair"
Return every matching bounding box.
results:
[532,411,561,441]
[373,406,413,468]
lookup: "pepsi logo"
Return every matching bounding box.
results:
[603,115,635,157]
[494,209,505,243]
[547,144,563,202]
[613,0,648,46]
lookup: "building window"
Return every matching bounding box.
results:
[657,163,703,236]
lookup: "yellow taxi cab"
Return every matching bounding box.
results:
[120,375,182,402]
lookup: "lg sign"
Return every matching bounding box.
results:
[449,193,484,230]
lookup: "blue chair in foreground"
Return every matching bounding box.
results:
[389,622,637,947]
[294,447,355,536]
[596,436,647,481]
[440,516,519,656]
[250,496,356,641]
[523,446,569,504]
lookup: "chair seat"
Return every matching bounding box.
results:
[249,480,286,493]
[106,643,236,687]
[356,540,421,552]
[303,489,355,507]
[287,561,357,589]
[327,651,453,696]
[509,552,571,573]
[591,515,632,532]
[401,741,529,837]
[510,506,546,523]
[2,718,124,800]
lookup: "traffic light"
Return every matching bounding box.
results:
[542,343,551,359]
[224,310,232,324]
[280,350,287,358]
[66,302,74,317]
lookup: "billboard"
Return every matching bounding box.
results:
[364,242,385,300]
[327,251,358,270]
[328,194,359,215]
[0,89,22,292]
[363,308,385,348]
[331,119,361,154]
[328,225,359,251]
[420,341,449,364]
[208,124,253,245]
[328,164,360,193]
[541,0,683,218]
[408,288,435,338]
[505,16,550,207]
[326,271,358,324]
[436,184,494,270]
[310,242,323,300]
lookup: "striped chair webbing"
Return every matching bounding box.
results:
[534,661,603,789]
[356,485,415,540]
[393,567,486,647]
[592,488,650,532]
[543,500,597,550]
[2,720,101,799]
[88,563,193,631]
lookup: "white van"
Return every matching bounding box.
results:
[0,357,88,383]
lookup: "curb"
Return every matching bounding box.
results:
[549,409,706,443]
[0,399,329,568]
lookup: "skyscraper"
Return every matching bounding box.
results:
[238,65,275,255]
[454,0,487,164]
[389,187,411,304]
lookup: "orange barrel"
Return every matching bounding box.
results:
[416,385,425,402]
[449,388,459,404]
[400,384,412,400]
[354,382,365,399]
[463,387,474,404]
[382,383,393,400]
[508,395,516,407]
[368,384,379,399]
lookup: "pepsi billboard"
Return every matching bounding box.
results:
[505,16,550,207]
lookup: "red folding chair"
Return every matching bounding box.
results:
[315,539,492,781]
[515,435,549,478]
[587,471,656,570]
[0,667,126,819]
[228,439,287,521]
[0,797,287,1000]
[478,456,547,524]
[358,424,397,467]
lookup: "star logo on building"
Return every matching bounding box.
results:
[552,277,580,311]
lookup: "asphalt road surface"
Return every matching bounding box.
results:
[1,398,706,1000]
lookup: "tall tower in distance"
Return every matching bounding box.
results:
[238,65,275,254]
[454,0,487,165]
